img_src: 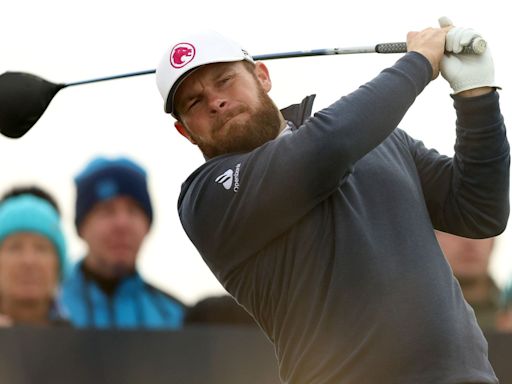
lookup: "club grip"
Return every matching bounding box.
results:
[375,42,407,53]
[375,38,487,55]
[462,37,487,54]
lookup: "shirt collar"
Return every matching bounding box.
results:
[278,121,296,138]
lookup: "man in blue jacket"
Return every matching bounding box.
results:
[59,156,185,329]
[155,20,508,384]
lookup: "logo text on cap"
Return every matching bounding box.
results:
[170,43,196,69]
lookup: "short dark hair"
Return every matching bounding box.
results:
[1,185,61,215]
[241,60,256,72]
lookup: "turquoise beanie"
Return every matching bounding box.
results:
[0,194,68,280]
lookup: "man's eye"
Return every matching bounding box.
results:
[187,98,201,111]
[6,242,22,253]
[219,75,233,85]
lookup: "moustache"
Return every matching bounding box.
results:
[212,105,250,132]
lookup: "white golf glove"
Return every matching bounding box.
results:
[439,18,499,94]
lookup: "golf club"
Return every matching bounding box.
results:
[0,39,486,139]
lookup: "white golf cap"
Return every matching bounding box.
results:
[156,30,254,117]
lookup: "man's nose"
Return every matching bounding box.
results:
[111,209,133,228]
[19,247,39,263]
[207,92,228,113]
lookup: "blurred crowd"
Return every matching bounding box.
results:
[0,155,255,329]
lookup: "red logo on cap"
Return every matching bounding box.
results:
[170,43,196,69]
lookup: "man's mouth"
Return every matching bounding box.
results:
[214,106,248,132]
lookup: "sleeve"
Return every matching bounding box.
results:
[404,90,509,238]
[178,52,433,276]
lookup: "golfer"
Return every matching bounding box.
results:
[156,20,508,384]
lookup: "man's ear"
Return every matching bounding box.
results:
[254,62,272,93]
[175,121,197,144]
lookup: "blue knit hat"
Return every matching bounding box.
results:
[74,156,153,230]
[0,194,68,280]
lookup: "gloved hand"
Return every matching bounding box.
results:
[439,17,499,94]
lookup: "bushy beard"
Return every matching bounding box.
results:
[192,87,282,159]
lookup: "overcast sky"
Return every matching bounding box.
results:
[1,0,510,304]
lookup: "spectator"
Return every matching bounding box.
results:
[496,279,512,332]
[436,231,499,330]
[59,156,186,329]
[0,186,69,326]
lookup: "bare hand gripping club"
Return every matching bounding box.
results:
[0,38,487,138]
